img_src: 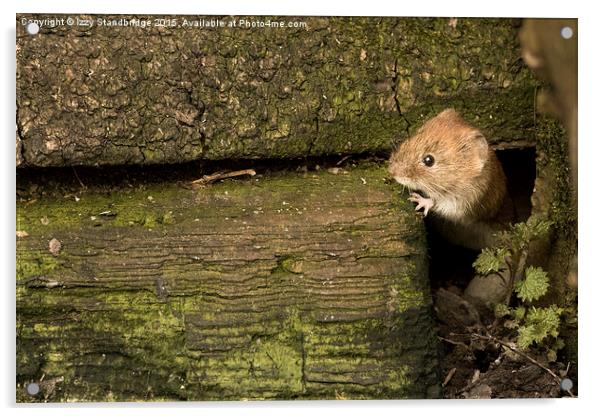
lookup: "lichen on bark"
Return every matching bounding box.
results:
[16,15,536,167]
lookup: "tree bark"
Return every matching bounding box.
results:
[16,164,440,401]
[17,15,536,167]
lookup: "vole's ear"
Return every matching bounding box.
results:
[439,108,459,119]
[471,131,489,170]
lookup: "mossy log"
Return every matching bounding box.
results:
[16,164,440,401]
[17,14,536,167]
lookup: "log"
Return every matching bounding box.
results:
[17,14,537,167]
[16,163,440,401]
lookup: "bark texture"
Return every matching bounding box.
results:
[17,15,536,167]
[16,164,440,401]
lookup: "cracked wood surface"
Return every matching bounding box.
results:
[16,164,440,401]
[17,15,537,167]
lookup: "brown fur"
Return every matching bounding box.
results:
[388,109,508,249]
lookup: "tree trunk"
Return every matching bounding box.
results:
[16,164,440,401]
[17,15,536,167]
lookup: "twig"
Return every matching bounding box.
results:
[336,155,351,166]
[504,248,528,306]
[190,169,256,186]
[470,333,566,384]
[72,167,86,189]
[438,336,471,351]
[449,331,575,397]
[442,367,457,387]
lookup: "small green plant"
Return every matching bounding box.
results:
[515,266,550,303]
[473,216,564,353]
[473,247,510,275]
[493,266,563,349]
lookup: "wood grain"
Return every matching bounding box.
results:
[16,164,440,401]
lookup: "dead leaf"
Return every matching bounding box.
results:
[48,238,61,256]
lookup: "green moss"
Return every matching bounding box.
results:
[19,16,535,166]
[535,118,576,235]
[527,114,577,373]
[159,211,175,225]
[16,253,60,281]
[16,162,439,401]
[203,334,304,397]
[18,283,435,400]
[18,288,189,401]
[271,255,303,275]
[394,273,431,313]
[142,213,157,228]
[196,17,536,161]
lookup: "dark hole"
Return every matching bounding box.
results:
[16,153,380,199]
[473,345,499,373]
[498,147,537,223]
[428,147,536,291]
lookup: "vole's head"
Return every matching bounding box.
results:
[388,109,490,200]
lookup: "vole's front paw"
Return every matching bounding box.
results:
[409,192,434,217]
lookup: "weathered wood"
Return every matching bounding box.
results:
[16,164,440,401]
[16,14,537,167]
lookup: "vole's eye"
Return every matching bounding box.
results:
[423,154,435,167]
